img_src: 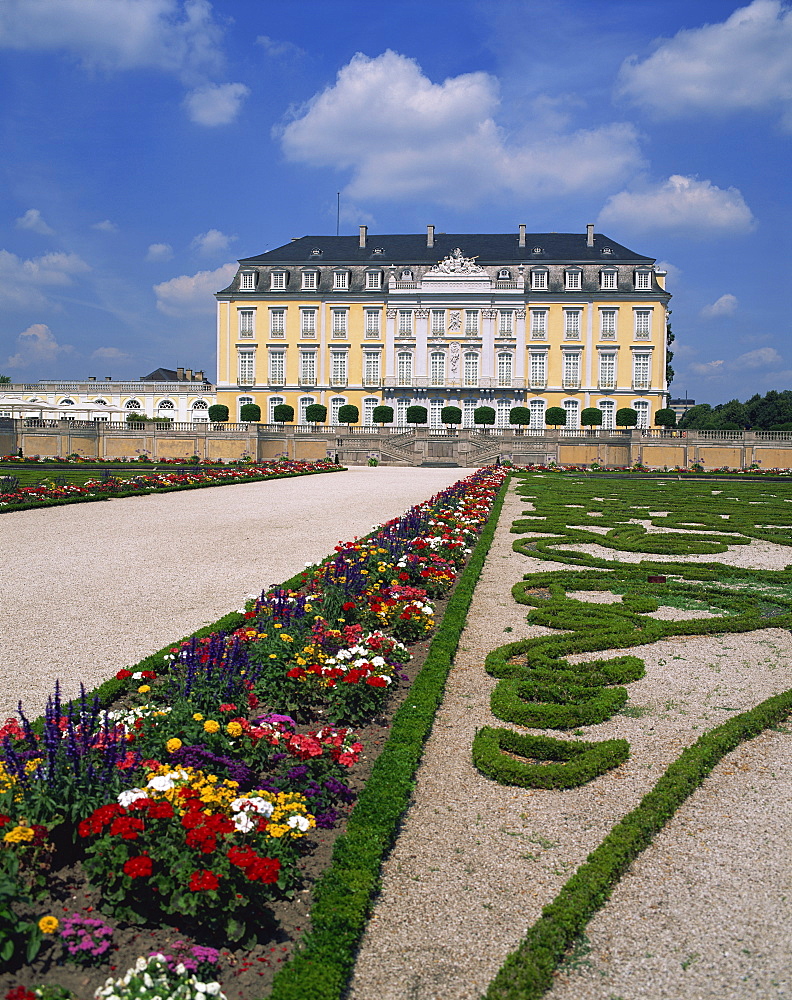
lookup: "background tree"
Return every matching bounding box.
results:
[678,403,714,429]
[654,407,677,428]
[239,403,262,424]
[337,404,359,426]
[473,405,495,428]
[615,407,638,428]
[0,375,10,384]
[372,405,393,426]
[544,406,567,429]
[713,398,749,429]
[666,317,675,387]
[441,405,462,430]
[581,407,603,428]
[208,404,229,422]
[270,403,291,424]
[305,403,327,426]
[406,405,427,426]
[509,406,530,429]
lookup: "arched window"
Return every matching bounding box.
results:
[564,399,580,431]
[237,395,254,421]
[267,396,284,423]
[192,399,208,409]
[529,398,546,430]
[498,268,511,280]
[125,399,142,409]
[363,396,379,425]
[400,268,413,281]
[429,397,444,428]
[330,396,346,424]
[60,398,75,406]
[192,399,209,422]
[496,398,511,427]
[395,397,410,426]
[634,400,650,429]
[157,399,175,410]
[462,398,477,427]
[299,395,315,424]
[599,399,615,429]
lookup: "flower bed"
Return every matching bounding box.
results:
[0,467,508,999]
[0,459,344,512]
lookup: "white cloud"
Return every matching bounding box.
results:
[190,229,235,255]
[15,208,54,235]
[279,50,643,206]
[5,323,74,368]
[146,242,174,262]
[0,249,90,307]
[598,175,756,236]
[689,346,783,377]
[690,359,727,376]
[91,346,131,361]
[92,219,117,232]
[655,260,682,287]
[154,262,236,316]
[256,35,304,58]
[701,293,739,318]
[618,0,792,129]
[184,82,249,125]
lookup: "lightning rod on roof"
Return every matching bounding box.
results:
[336,192,340,237]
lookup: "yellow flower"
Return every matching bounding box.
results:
[273,623,282,629]
[38,915,59,934]
[226,721,243,738]
[193,713,204,721]
[268,654,277,659]
[166,738,183,753]
[280,633,293,642]
[4,825,34,843]
[257,632,268,639]
[137,684,151,694]
[203,720,220,734]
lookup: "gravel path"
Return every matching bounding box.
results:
[0,467,473,719]
[346,481,792,1000]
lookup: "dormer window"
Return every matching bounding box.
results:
[532,247,543,255]
[531,268,548,291]
[498,268,511,280]
[372,247,384,255]
[365,270,383,290]
[400,268,413,281]
[240,271,257,291]
[310,248,322,256]
[301,270,318,290]
[565,269,582,291]
[601,247,614,255]
[333,270,349,291]
[635,269,652,290]
[600,268,618,290]
[270,271,287,290]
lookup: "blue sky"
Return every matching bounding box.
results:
[1,0,790,405]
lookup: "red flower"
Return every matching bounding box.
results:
[115,751,138,770]
[0,814,10,828]
[189,869,220,892]
[342,601,356,611]
[115,669,132,680]
[286,667,305,679]
[365,676,388,687]
[219,703,237,713]
[147,801,174,819]
[227,845,257,869]
[123,854,153,878]
[141,670,157,680]
[110,816,145,840]
[245,857,281,883]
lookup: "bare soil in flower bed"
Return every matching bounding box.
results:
[0,617,442,999]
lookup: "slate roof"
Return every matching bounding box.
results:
[236,232,654,266]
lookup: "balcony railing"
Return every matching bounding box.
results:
[529,378,547,390]
[632,379,652,391]
[598,379,617,391]
[362,376,382,388]
[562,378,581,390]
[298,376,317,387]
[329,377,348,388]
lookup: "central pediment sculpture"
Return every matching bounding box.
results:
[426,248,486,276]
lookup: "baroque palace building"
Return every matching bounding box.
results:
[215,225,670,429]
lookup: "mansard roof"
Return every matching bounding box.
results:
[236,232,655,267]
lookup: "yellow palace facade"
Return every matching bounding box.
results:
[215,225,670,429]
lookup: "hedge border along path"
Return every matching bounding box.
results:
[265,475,510,1000]
[478,472,792,1000]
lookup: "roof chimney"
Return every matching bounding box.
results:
[177,367,185,381]
[185,369,193,382]
[88,376,96,381]
[518,224,526,248]
[586,223,595,247]
[105,376,112,381]
[359,225,367,248]
[195,371,205,382]
[427,224,435,248]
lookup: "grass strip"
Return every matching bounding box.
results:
[266,475,511,1000]
[484,686,792,1000]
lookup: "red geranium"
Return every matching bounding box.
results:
[110,815,145,840]
[115,669,132,680]
[246,856,281,883]
[189,869,220,892]
[123,854,153,878]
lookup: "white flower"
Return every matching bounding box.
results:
[135,957,147,972]
[232,796,274,817]
[117,788,148,807]
[147,774,176,792]
[233,812,256,833]
[175,963,187,976]
[132,671,144,680]
[288,814,311,832]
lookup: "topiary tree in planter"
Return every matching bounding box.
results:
[581,406,603,429]
[545,406,567,429]
[474,406,496,430]
[372,405,394,427]
[337,404,359,426]
[305,403,327,427]
[441,405,462,431]
[208,404,229,422]
[616,407,638,429]
[509,406,530,432]
[654,407,677,429]
[406,405,428,426]
[241,402,263,422]
[271,403,293,425]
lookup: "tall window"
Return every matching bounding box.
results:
[530,310,547,339]
[301,309,316,337]
[396,397,410,426]
[531,269,548,291]
[429,397,443,428]
[599,399,615,429]
[529,352,547,387]
[397,351,413,386]
[299,351,316,385]
[497,352,512,387]
[332,309,348,337]
[333,271,349,291]
[498,310,513,335]
[565,269,581,291]
[269,309,285,337]
[635,270,652,290]
[496,398,511,427]
[398,310,413,335]
[330,351,347,385]
[430,352,445,386]
[267,351,284,385]
[465,310,479,334]
[431,310,445,334]
[564,399,580,430]
[600,309,617,339]
[363,397,379,425]
[238,350,255,385]
[267,396,284,422]
[299,396,314,423]
[599,351,617,389]
[634,400,650,428]
[562,351,580,388]
[529,399,545,430]
[463,398,477,427]
[464,352,479,387]
[633,352,651,389]
[600,269,617,290]
[365,271,382,290]
[270,271,286,290]
[365,310,381,338]
[239,310,254,337]
[564,310,581,339]
[240,271,256,291]
[236,396,253,421]
[301,271,317,290]
[363,351,381,385]
[330,397,345,424]
[634,310,651,339]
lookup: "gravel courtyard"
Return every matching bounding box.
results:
[0,466,473,718]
